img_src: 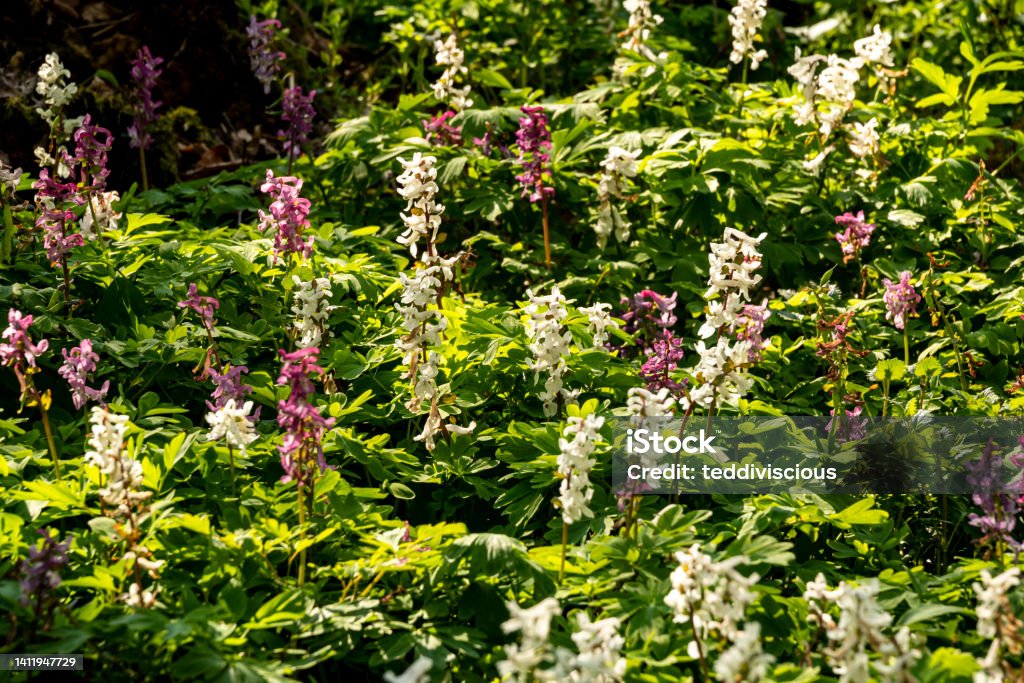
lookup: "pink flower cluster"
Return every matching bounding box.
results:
[127,46,164,150]
[33,169,83,265]
[276,347,334,485]
[515,105,555,203]
[58,339,109,410]
[882,271,920,330]
[423,111,463,146]
[620,289,678,339]
[621,289,687,394]
[640,335,685,393]
[279,86,317,161]
[246,16,286,94]
[177,283,220,331]
[258,170,313,260]
[1,309,49,400]
[834,211,875,263]
[72,114,113,192]
[736,302,770,361]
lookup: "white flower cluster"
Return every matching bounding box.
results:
[80,191,122,240]
[688,228,765,410]
[714,622,774,683]
[395,155,473,449]
[973,567,1021,683]
[557,613,627,682]
[0,162,22,196]
[205,398,258,456]
[84,407,147,512]
[383,656,433,683]
[728,0,769,70]
[626,386,674,467]
[804,574,920,683]
[556,414,604,524]
[593,147,639,249]
[578,301,619,348]
[499,598,562,682]
[664,543,759,659]
[787,25,893,140]
[35,52,78,124]
[291,275,333,348]
[525,286,578,417]
[621,0,664,60]
[396,153,444,259]
[432,32,473,111]
[848,117,880,159]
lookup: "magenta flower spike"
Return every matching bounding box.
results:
[882,271,920,331]
[247,16,286,94]
[127,46,164,151]
[258,169,313,261]
[834,211,875,263]
[58,339,110,410]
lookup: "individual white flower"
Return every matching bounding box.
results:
[728,0,769,70]
[714,622,774,683]
[556,414,604,524]
[432,32,473,110]
[579,302,619,348]
[854,25,894,68]
[383,657,433,683]
[525,286,577,417]
[848,117,880,158]
[499,598,562,681]
[80,191,122,240]
[802,146,834,175]
[205,399,258,456]
[291,275,333,348]
[396,154,445,258]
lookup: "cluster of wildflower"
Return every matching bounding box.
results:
[834,211,875,263]
[1,308,50,403]
[619,290,686,394]
[279,86,317,161]
[19,530,71,613]
[33,169,83,265]
[80,191,122,240]
[34,53,81,175]
[619,0,664,65]
[206,398,258,457]
[881,271,920,331]
[787,25,893,142]
[664,544,762,662]
[728,0,769,70]
[593,146,639,249]
[58,339,109,410]
[1,161,22,199]
[688,228,767,410]
[127,46,164,150]
[432,32,473,111]
[258,169,313,260]
[826,395,868,443]
[276,347,334,485]
[804,574,919,683]
[848,118,880,159]
[640,334,686,393]
[498,598,562,681]
[525,286,577,417]
[615,386,671,508]
[515,106,555,204]
[84,406,162,607]
[207,364,253,412]
[71,115,113,191]
[423,111,463,146]
[559,613,627,682]
[247,16,286,94]
[556,414,605,524]
[973,567,1022,683]
[579,302,619,348]
[965,439,1020,551]
[714,622,773,682]
[396,153,444,258]
[178,282,219,333]
[291,275,333,348]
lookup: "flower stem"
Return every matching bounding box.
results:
[559,520,568,583]
[39,406,61,480]
[227,443,237,498]
[541,194,552,270]
[903,327,910,366]
[297,472,307,588]
[139,147,149,193]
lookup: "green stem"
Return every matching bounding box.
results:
[559,520,568,584]
[39,406,61,480]
[541,194,552,270]
[903,327,910,366]
[139,147,149,193]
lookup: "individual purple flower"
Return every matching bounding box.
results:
[640,334,685,393]
[882,271,921,330]
[834,211,875,263]
[33,169,83,265]
[258,169,313,260]
[736,302,770,361]
[620,289,678,344]
[127,46,164,150]
[246,16,286,94]
[276,347,334,485]
[19,529,71,609]
[278,86,316,162]
[1,309,49,372]
[177,283,220,331]
[515,105,555,203]
[58,339,110,410]
[423,111,463,146]
[965,439,1019,550]
[72,115,113,192]
[473,130,492,156]
[206,364,251,410]
[826,402,867,443]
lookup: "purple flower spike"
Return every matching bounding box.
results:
[278,86,317,161]
[258,169,313,260]
[1,309,49,370]
[178,283,220,331]
[127,46,164,150]
[834,211,875,263]
[58,339,110,410]
[515,105,555,203]
[73,115,113,192]
[276,347,334,485]
[882,271,921,331]
[247,16,286,94]
[423,111,463,146]
[33,169,84,265]
[19,530,71,608]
